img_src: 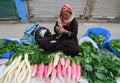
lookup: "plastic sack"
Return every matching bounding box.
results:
[79,36,99,49]
[0,38,20,59]
[83,27,111,51]
[20,22,40,44]
[107,38,120,58]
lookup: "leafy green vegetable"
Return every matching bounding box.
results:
[0,39,18,56]
[6,43,54,66]
[78,42,120,83]
[110,39,120,54]
[0,39,6,48]
[88,32,106,46]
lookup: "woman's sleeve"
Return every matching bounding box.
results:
[68,19,78,38]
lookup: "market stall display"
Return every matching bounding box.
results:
[0,26,120,83]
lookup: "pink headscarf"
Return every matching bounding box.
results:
[57,4,74,27]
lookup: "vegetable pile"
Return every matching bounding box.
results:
[0,53,31,83]
[79,42,120,83]
[0,38,120,83]
[110,39,120,54]
[0,44,82,83]
[88,32,106,47]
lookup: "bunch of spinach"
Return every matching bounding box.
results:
[0,39,18,56]
[88,32,106,47]
[79,42,120,83]
[110,39,120,54]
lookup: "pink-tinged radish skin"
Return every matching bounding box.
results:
[60,58,65,68]
[44,65,49,83]
[62,67,67,77]
[63,59,70,72]
[51,68,57,83]
[76,64,81,82]
[31,64,38,77]
[47,62,53,77]
[53,53,60,69]
[37,63,45,80]
[71,62,77,82]
[57,63,65,83]
[67,65,72,83]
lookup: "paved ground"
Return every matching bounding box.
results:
[0,22,120,40]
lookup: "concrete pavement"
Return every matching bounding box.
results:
[0,22,120,40]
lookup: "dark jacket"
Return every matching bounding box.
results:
[37,18,79,56]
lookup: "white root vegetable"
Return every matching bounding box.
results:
[16,64,26,83]
[24,53,31,83]
[4,66,18,83]
[20,69,28,83]
[0,77,4,83]
[19,65,28,83]
[7,68,16,83]
[14,59,25,82]
[13,60,25,82]
[5,56,22,79]
[3,77,8,83]
[0,56,18,79]
[0,56,22,83]
[25,53,31,72]
[53,53,60,69]
[26,71,32,83]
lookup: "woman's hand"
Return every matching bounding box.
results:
[55,26,69,34]
[59,27,69,34]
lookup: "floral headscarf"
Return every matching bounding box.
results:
[57,4,74,27]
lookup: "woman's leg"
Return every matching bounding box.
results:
[56,39,79,56]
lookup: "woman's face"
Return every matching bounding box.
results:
[61,9,71,20]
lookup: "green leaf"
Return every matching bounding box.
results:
[84,64,93,71]
[95,72,106,80]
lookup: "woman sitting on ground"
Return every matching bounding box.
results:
[36,4,79,56]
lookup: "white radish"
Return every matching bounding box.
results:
[60,57,65,68]
[0,56,18,79]
[19,68,28,83]
[5,56,22,79]
[7,68,16,83]
[24,53,31,72]
[14,59,25,81]
[53,53,60,69]
[24,53,31,83]
[17,62,27,83]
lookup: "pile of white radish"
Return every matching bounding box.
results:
[31,53,82,83]
[0,53,31,83]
